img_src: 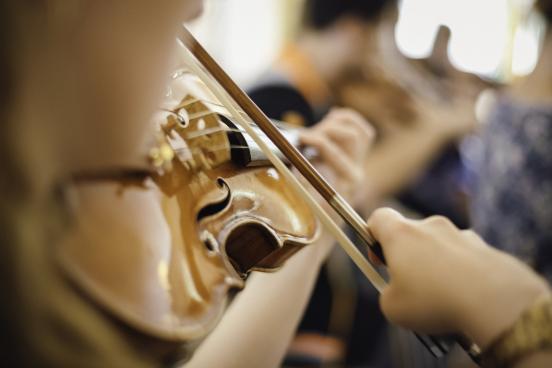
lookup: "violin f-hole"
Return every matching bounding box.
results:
[196,178,231,221]
[225,223,280,275]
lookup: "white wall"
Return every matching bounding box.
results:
[396,0,544,79]
[188,0,545,83]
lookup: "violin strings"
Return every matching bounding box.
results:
[162,87,296,144]
[160,106,251,135]
[180,104,250,124]
[173,144,251,155]
[170,67,290,133]
[175,32,478,362]
[186,110,249,126]
[177,33,387,292]
[184,126,244,139]
[184,101,294,131]
[158,107,253,138]
[167,84,251,118]
[178,110,292,140]
[161,109,274,141]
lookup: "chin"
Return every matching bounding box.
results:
[184,0,204,22]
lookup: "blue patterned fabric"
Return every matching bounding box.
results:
[470,97,552,281]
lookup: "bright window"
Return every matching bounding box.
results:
[396,0,544,79]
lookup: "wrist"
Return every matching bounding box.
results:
[424,123,457,146]
[418,110,473,143]
[482,294,552,368]
[296,230,334,268]
[458,256,549,348]
[411,124,452,154]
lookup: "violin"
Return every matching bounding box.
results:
[59,67,321,347]
[58,26,481,364]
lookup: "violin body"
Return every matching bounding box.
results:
[58,71,319,344]
[57,32,479,364]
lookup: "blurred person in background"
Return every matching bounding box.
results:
[374,22,489,229]
[249,1,400,366]
[470,0,552,283]
[249,0,395,126]
[250,0,480,365]
[367,207,552,368]
[338,19,487,228]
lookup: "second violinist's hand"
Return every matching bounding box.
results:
[300,108,375,201]
[367,208,549,349]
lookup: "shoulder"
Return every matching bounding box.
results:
[248,74,316,126]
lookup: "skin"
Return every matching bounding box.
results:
[14,1,552,366]
[292,11,477,211]
[510,32,552,105]
[300,108,376,198]
[14,0,204,179]
[367,208,552,367]
[11,0,374,366]
[65,106,373,368]
[296,18,374,88]
[365,16,552,368]
[8,2,203,366]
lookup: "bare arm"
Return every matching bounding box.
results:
[361,126,448,204]
[186,108,375,367]
[367,208,551,367]
[185,232,332,368]
[359,96,477,209]
[517,353,552,368]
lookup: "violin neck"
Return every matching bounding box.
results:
[222,116,309,168]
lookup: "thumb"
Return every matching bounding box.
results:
[366,207,406,249]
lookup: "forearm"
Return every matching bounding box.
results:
[362,128,448,203]
[366,208,552,368]
[515,353,552,368]
[185,232,332,368]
